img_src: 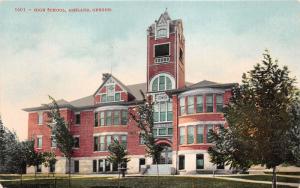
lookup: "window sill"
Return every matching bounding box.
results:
[94,125,128,128]
[73,147,80,150]
[74,124,80,126]
[179,143,214,146]
[179,112,223,117]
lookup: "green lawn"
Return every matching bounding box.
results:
[225,175,300,184]
[0,176,293,188]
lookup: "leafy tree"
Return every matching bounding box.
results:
[208,50,300,188]
[25,140,46,178]
[129,91,163,186]
[43,152,57,177]
[46,96,74,187]
[107,139,130,188]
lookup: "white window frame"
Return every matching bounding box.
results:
[38,112,43,125]
[153,101,173,123]
[149,73,175,92]
[37,135,43,149]
[51,135,57,148]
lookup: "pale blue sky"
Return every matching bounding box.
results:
[0,1,299,140]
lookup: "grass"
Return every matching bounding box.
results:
[264,172,300,176]
[0,176,293,188]
[225,175,300,184]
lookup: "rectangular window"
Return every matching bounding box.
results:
[187,126,194,144]
[106,135,112,150]
[93,160,97,172]
[100,136,105,151]
[100,112,105,126]
[206,124,214,143]
[51,135,57,148]
[187,96,194,114]
[75,114,80,125]
[196,95,203,113]
[158,128,167,136]
[115,93,120,101]
[179,127,185,145]
[36,164,42,173]
[94,137,98,151]
[179,155,185,170]
[160,102,166,122]
[168,128,173,135]
[154,103,159,122]
[38,112,43,125]
[94,112,98,127]
[113,111,120,125]
[206,95,213,112]
[105,160,111,171]
[74,160,79,173]
[121,111,128,125]
[216,94,223,112]
[180,97,185,115]
[167,102,173,121]
[106,111,112,126]
[196,154,204,169]
[73,137,80,148]
[101,94,107,102]
[98,159,104,172]
[121,135,127,148]
[37,136,43,148]
[197,126,204,143]
[155,43,169,57]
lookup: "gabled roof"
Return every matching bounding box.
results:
[23,80,196,112]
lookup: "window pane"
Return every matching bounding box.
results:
[158,128,166,135]
[121,111,128,125]
[100,112,105,126]
[94,137,98,151]
[155,44,169,57]
[113,111,120,125]
[180,97,185,115]
[38,112,43,125]
[216,95,223,112]
[187,127,194,144]
[121,135,127,148]
[196,95,203,113]
[167,102,173,121]
[187,96,194,114]
[37,137,42,148]
[153,129,157,137]
[106,136,111,150]
[113,135,119,143]
[100,136,105,151]
[106,111,112,126]
[166,77,172,90]
[197,126,204,143]
[115,93,120,101]
[101,94,107,102]
[160,102,166,121]
[94,112,98,127]
[152,78,158,92]
[179,155,185,170]
[168,128,173,135]
[206,124,214,143]
[196,154,204,169]
[159,76,165,91]
[154,103,159,122]
[206,95,213,112]
[179,127,185,145]
[76,114,81,125]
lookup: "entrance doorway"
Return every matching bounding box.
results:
[157,143,172,164]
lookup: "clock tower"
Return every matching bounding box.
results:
[146,10,185,93]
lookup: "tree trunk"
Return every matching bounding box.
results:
[118,164,121,188]
[272,166,277,188]
[68,157,71,188]
[156,161,159,188]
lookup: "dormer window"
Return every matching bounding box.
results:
[98,78,123,103]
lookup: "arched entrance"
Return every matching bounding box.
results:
[157,143,172,164]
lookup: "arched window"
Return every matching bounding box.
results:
[151,75,174,92]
